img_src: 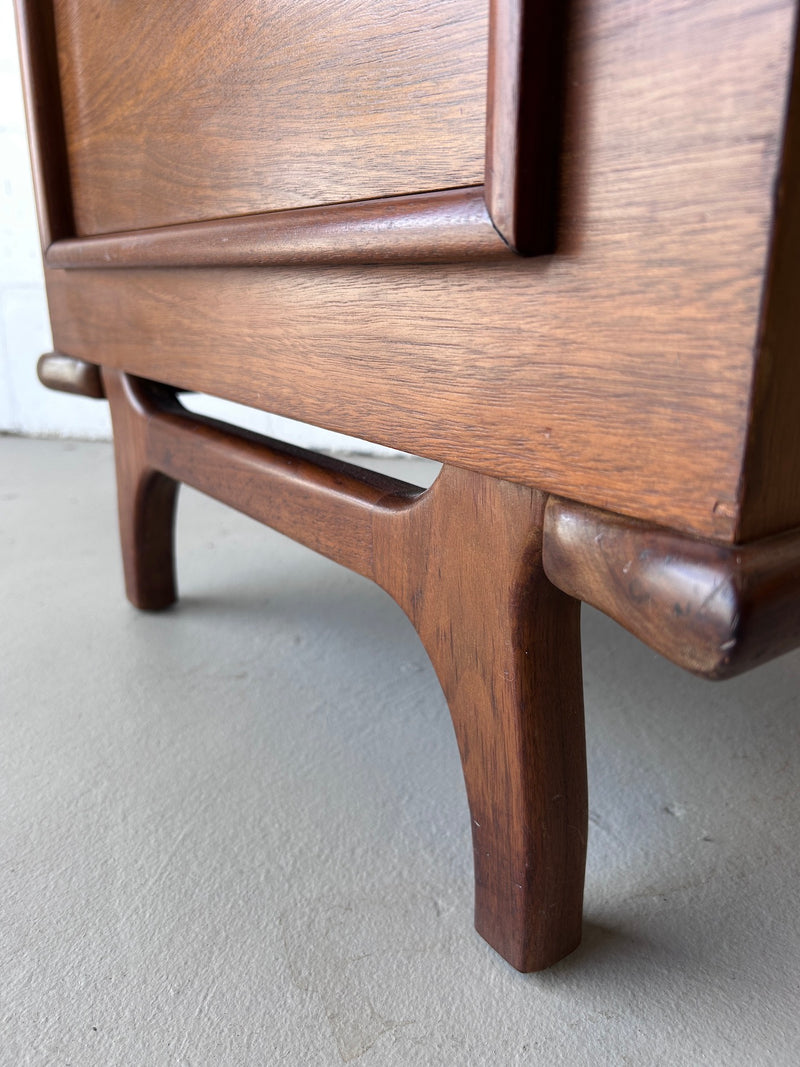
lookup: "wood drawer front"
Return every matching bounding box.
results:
[52,0,488,235]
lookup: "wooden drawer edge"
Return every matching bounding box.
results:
[45,187,516,269]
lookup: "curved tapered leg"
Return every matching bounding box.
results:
[97,372,586,969]
[374,466,587,971]
[102,368,179,610]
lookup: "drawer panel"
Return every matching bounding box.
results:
[53,0,488,235]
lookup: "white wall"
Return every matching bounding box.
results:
[0,3,390,454]
[1,2,112,438]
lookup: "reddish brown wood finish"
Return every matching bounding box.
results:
[485,0,570,252]
[102,370,587,972]
[37,352,104,398]
[101,369,420,587]
[51,0,488,233]
[37,0,564,266]
[103,372,179,610]
[96,367,800,967]
[32,1,798,541]
[17,0,800,974]
[373,467,586,972]
[543,497,800,679]
[47,189,511,270]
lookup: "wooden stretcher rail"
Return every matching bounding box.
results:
[45,354,800,685]
[102,368,588,972]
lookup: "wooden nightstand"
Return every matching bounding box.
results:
[15,0,800,971]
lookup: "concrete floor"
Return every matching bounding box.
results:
[2,435,799,1066]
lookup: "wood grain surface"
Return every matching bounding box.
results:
[101,369,421,601]
[43,0,566,260]
[103,370,587,972]
[46,189,511,268]
[51,0,488,234]
[41,0,798,541]
[373,464,587,972]
[543,496,800,679]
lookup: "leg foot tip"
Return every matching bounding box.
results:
[475,918,582,972]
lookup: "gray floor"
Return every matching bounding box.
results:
[2,436,799,1066]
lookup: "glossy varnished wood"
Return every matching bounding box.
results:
[543,497,800,679]
[101,369,421,595]
[52,0,488,234]
[37,351,104,398]
[18,0,800,978]
[46,189,511,269]
[103,370,587,972]
[40,0,799,540]
[41,0,565,267]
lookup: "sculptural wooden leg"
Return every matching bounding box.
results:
[103,368,179,610]
[40,365,800,970]
[373,467,588,971]
[99,371,587,971]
